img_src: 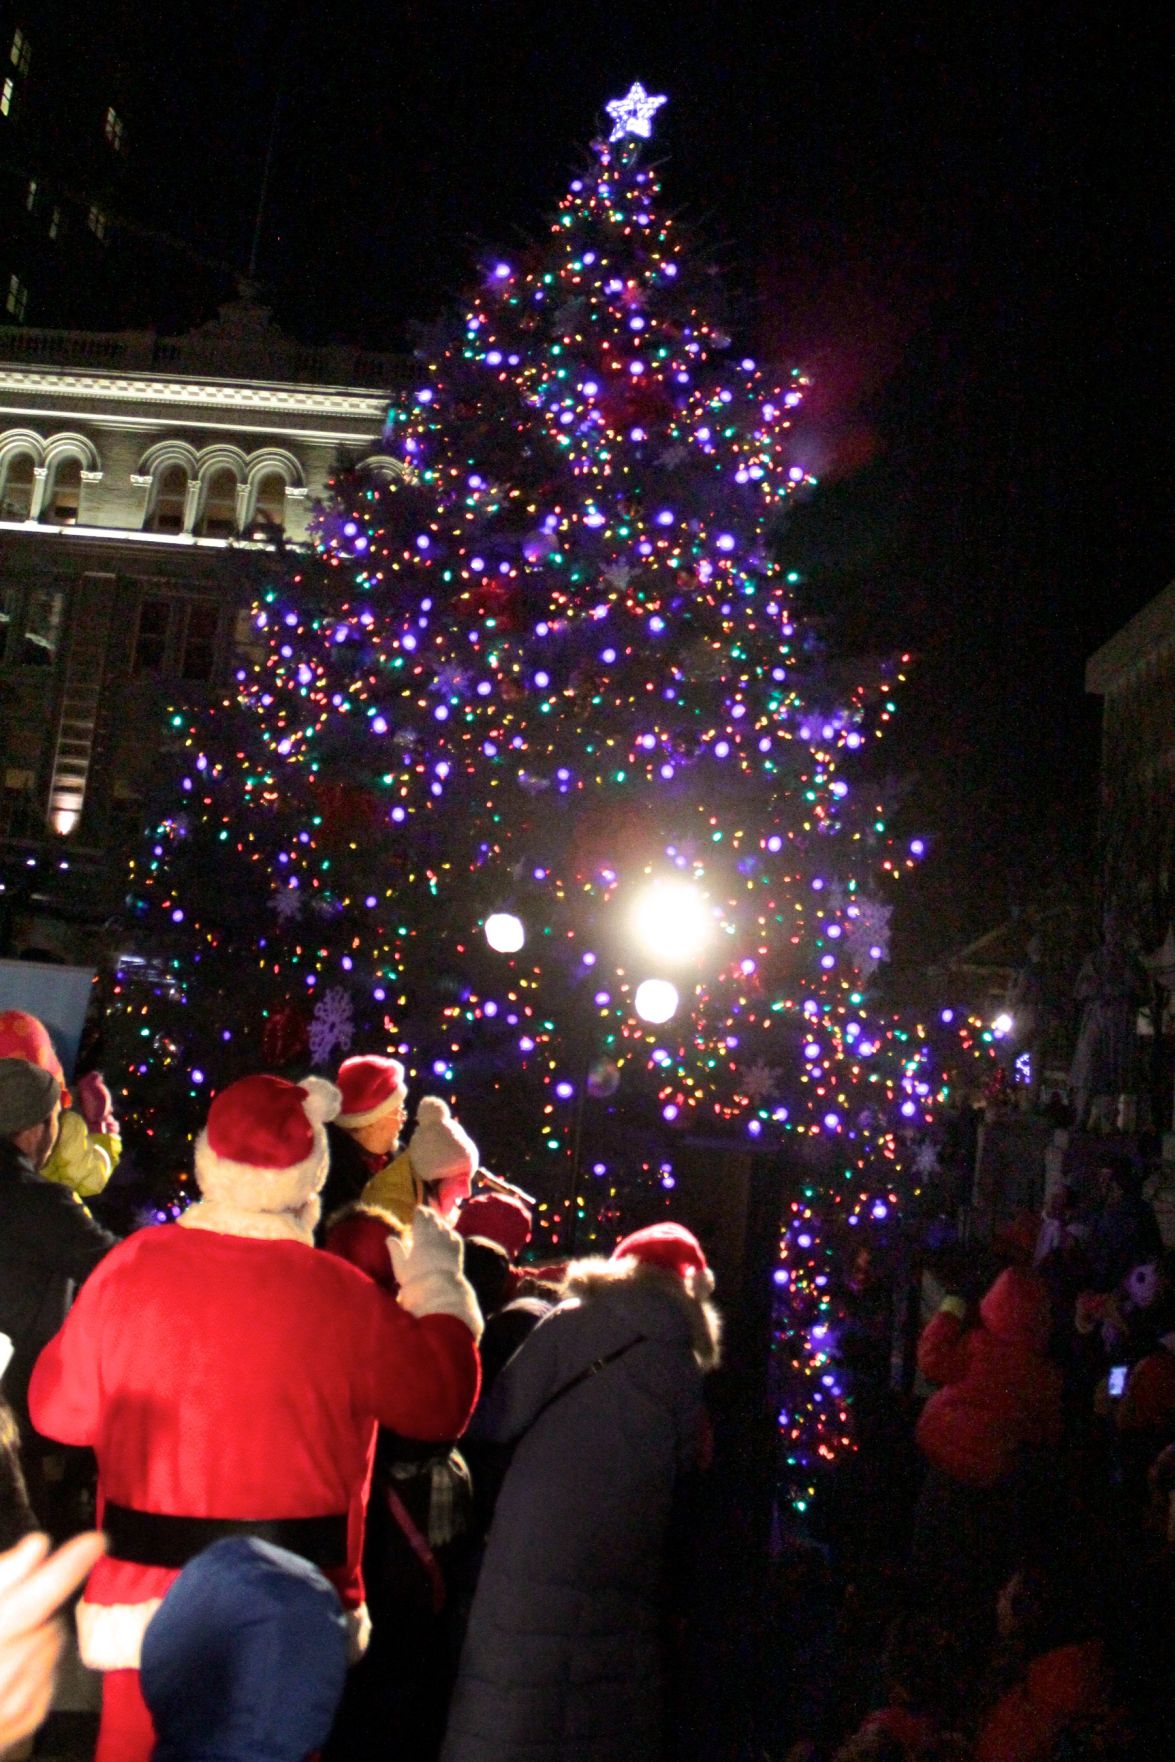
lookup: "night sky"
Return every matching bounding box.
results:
[128,2,1174,970]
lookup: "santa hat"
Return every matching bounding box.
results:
[407,1096,478,1188]
[455,1191,533,1260]
[195,1074,340,1214]
[612,1222,714,1296]
[334,1055,407,1130]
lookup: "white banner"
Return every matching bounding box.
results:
[0,960,96,1078]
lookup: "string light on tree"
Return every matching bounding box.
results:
[105,82,994,1513]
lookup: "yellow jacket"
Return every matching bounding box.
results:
[359,1148,423,1228]
[41,1111,120,1200]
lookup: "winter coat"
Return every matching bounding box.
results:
[975,1639,1105,1762]
[41,1110,119,1200]
[440,1257,718,1762]
[316,1123,383,1238]
[0,1137,118,1426]
[916,1269,1062,1488]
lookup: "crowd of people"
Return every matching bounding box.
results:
[763,1147,1175,1762]
[0,1004,1172,1762]
[0,1019,720,1762]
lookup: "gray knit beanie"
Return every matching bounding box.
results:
[0,1059,61,1138]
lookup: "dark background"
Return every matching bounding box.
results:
[10,0,1175,969]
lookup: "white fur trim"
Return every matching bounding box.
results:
[77,1593,370,1671]
[194,1127,328,1215]
[346,1602,371,1662]
[564,1256,722,1371]
[178,1197,318,1244]
[76,1597,162,1671]
[335,1086,407,1131]
[301,1076,341,1126]
[396,1268,484,1340]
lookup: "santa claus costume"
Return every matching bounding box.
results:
[29,1073,482,1762]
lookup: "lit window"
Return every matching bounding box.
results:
[44,459,81,525]
[21,587,64,667]
[48,206,60,240]
[10,30,30,75]
[1,454,35,519]
[149,464,188,533]
[1,77,14,117]
[104,106,124,151]
[25,177,36,211]
[250,471,287,536]
[198,468,238,538]
[5,273,27,320]
[87,205,108,242]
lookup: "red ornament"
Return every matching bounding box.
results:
[262,1005,310,1069]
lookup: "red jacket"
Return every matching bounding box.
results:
[916,1269,1062,1487]
[976,1639,1105,1762]
[29,1214,479,1671]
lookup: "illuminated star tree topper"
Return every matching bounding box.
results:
[605,80,668,142]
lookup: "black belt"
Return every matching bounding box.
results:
[103,1503,348,1571]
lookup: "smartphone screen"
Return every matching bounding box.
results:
[1107,1365,1128,1398]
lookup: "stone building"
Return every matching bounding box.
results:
[0,300,409,957]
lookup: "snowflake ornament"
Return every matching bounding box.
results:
[268,885,303,925]
[602,563,633,592]
[308,986,354,1066]
[842,897,892,980]
[914,1140,941,1176]
[739,1060,780,1104]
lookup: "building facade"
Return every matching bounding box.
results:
[0,301,408,957]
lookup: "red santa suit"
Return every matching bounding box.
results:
[29,1073,482,1762]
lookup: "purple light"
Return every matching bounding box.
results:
[416,389,433,404]
[582,380,599,396]
[716,533,735,551]
[493,262,511,279]
[628,360,644,375]
[371,716,388,734]
[900,1100,917,1118]
[373,987,386,1001]
[390,806,406,823]
[940,1008,955,1023]
[797,1233,812,1249]
[485,350,503,366]
[519,1036,535,1053]
[594,991,611,1006]
[747,1119,762,1137]
[910,839,926,856]
[191,1069,204,1085]
[171,909,184,923]
[823,1111,840,1129]
[484,1000,497,1017]
[343,521,358,538]
[662,1103,679,1121]
[554,1081,574,1100]
[767,834,781,851]
[432,1060,448,1077]
[871,1201,889,1220]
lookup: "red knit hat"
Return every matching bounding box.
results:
[195,1074,340,1213]
[612,1222,713,1292]
[455,1191,533,1260]
[335,1055,407,1130]
[0,1010,68,1097]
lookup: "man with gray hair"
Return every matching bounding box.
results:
[0,1059,118,1499]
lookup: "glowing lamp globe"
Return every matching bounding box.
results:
[485,912,525,954]
[634,978,679,1024]
[631,879,710,964]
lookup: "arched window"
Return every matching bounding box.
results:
[150,464,188,534]
[199,468,238,538]
[44,457,81,524]
[250,470,286,536]
[1,454,36,520]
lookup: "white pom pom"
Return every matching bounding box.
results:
[414,1094,452,1127]
[301,1076,341,1126]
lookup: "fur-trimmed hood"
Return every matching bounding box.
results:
[562,1255,721,1372]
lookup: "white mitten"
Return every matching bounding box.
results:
[388,1207,483,1339]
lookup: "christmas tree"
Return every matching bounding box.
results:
[109,86,988,1505]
